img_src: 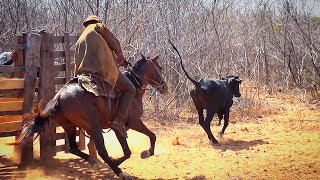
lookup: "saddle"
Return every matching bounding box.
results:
[72,73,118,99]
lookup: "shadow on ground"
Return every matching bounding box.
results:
[214,139,270,152]
[0,156,138,179]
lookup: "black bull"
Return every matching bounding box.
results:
[169,40,242,145]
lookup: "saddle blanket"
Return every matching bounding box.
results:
[77,74,117,98]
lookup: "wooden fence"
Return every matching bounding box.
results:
[0,32,85,163]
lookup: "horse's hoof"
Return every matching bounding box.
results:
[119,172,132,180]
[140,150,151,159]
[91,163,100,171]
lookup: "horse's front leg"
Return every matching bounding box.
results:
[88,129,129,178]
[128,117,156,159]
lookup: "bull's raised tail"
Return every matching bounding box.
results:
[169,39,200,88]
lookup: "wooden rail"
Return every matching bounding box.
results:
[0,32,84,162]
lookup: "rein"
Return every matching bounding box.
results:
[127,59,165,91]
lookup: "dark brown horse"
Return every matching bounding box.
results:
[9,55,168,179]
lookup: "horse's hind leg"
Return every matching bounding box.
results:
[63,124,98,166]
[128,118,156,159]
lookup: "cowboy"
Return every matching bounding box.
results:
[74,15,136,138]
[0,50,17,66]
[0,50,17,78]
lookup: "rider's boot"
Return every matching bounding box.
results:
[111,73,136,138]
[111,116,127,138]
[111,95,133,138]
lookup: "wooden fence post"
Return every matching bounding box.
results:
[39,32,56,160]
[20,33,42,164]
[14,33,27,78]
[63,33,71,81]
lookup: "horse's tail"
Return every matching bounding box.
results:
[7,98,60,145]
[168,39,200,88]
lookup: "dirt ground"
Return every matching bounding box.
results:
[0,91,319,180]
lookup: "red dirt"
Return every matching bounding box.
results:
[0,90,319,179]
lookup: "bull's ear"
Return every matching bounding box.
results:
[152,55,159,62]
[235,76,239,79]
[140,54,146,61]
[228,77,235,84]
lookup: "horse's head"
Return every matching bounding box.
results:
[131,54,168,94]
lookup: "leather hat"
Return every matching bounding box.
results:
[83,15,102,26]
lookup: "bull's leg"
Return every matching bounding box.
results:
[220,111,230,136]
[203,111,219,144]
[217,113,223,126]
[128,118,156,159]
[112,132,131,166]
[195,107,204,127]
[89,129,128,178]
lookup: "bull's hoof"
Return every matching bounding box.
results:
[119,172,132,180]
[141,150,151,159]
[219,131,224,137]
[211,140,221,146]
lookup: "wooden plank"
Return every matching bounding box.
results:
[54,62,75,72]
[55,132,66,140]
[53,36,64,43]
[39,32,56,160]
[0,130,20,137]
[64,33,71,82]
[0,111,22,115]
[55,77,66,85]
[0,115,21,123]
[53,50,74,59]
[78,128,86,150]
[0,121,22,132]
[54,63,65,71]
[55,144,65,152]
[53,51,65,58]
[20,33,42,163]
[0,79,24,90]
[0,44,27,49]
[0,101,23,112]
[0,66,25,73]
[56,142,83,153]
[14,33,27,78]
[69,36,79,43]
[55,130,82,140]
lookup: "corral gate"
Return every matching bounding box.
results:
[0,32,85,163]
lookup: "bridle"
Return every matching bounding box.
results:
[128,59,166,91]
